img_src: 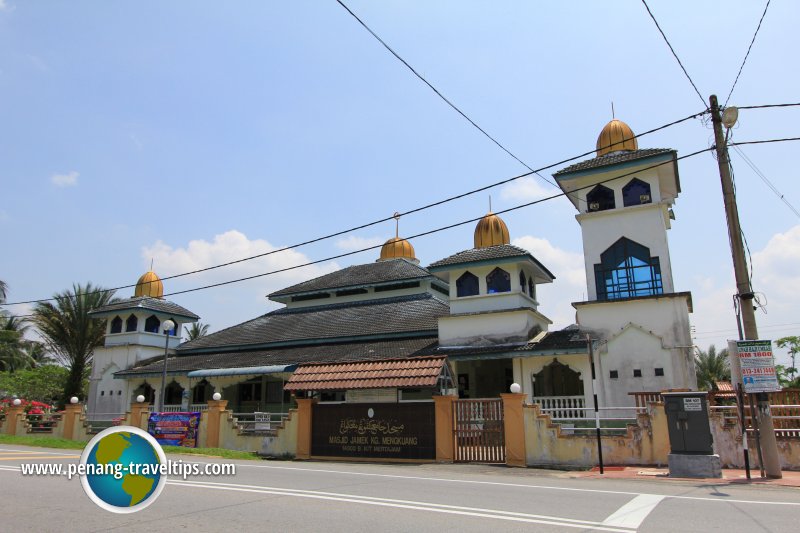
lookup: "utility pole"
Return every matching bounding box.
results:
[710,94,782,479]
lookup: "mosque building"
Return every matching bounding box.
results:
[88,118,696,419]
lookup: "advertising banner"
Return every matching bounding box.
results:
[312,403,435,460]
[736,340,781,393]
[147,412,201,447]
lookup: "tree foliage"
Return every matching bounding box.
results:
[0,365,73,404]
[775,336,799,383]
[184,322,210,341]
[695,344,731,391]
[31,283,116,404]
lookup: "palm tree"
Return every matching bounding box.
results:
[0,313,34,372]
[184,321,210,341]
[31,283,116,404]
[695,344,731,391]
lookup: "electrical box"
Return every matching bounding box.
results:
[662,392,714,455]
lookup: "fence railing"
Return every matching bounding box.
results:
[531,395,586,419]
[232,412,289,433]
[631,390,800,439]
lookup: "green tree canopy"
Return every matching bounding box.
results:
[184,321,210,341]
[695,344,731,391]
[31,282,116,405]
[0,365,72,405]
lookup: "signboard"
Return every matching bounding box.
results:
[147,412,201,447]
[683,397,702,411]
[311,403,435,460]
[736,340,781,393]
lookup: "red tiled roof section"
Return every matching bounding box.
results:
[285,356,447,391]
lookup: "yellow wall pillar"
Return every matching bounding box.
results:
[433,395,457,463]
[128,402,151,431]
[501,393,527,467]
[62,403,84,440]
[4,405,25,436]
[295,397,317,460]
[205,399,229,449]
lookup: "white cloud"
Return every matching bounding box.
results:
[500,176,551,202]
[141,230,340,330]
[689,224,800,365]
[335,235,385,252]
[51,171,78,187]
[0,1,10,12]
[512,235,586,329]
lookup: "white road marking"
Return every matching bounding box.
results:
[168,478,635,532]
[602,494,665,529]
[0,448,81,456]
[182,460,800,506]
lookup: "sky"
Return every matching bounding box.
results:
[1,1,799,368]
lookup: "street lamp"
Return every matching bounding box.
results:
[158,319,175,412]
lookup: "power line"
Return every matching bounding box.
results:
[730,137,800,146]
[640,0,707,108]
[2,147,712,307]
[737,103,800,110]
[724,0,771,107]
[0,110,706,308]
[732,144,800,219]
[333,0,558,189]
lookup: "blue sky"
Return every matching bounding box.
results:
[1,1,799,367]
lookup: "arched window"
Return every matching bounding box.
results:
[192,379,214,404]
[519,271,527,293]
[486,267,511,294]
[456,271,479,297]
[125,314,138,332]
[110,316,122,334]
[144,315,160,333]
[133,382,156,404]
[164,381,184,405]
[532,359,584,397]
[528,278,535,299]
[594,237,663,300]
[622,178,652,207]
[587,184,615,212]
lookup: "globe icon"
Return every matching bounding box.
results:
[79,426,167,513]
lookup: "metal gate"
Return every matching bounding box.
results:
[453,399,505,463]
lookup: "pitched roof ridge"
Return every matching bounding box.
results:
[270,292,442,315]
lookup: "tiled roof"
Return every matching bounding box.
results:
[89,296,199,320]
[269,259,433,297]
[553,149,674,177]
[115,337,439,377]
[178,293,448,352]
[284,356,447,391]
[435,327,588,357]
[428,245,555,279]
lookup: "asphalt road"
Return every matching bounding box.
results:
[1,445,798,532]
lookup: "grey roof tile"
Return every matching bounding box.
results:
[115,337,440,376]
[269,259,433,297]
[553,148,674,177]
[90,297,199,320]
[427,244,555,279]
[178,293,449,351]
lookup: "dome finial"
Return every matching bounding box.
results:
[134,270,164,298]
[596,116,637,157]
[474,211,510,248]
[379,212,418,263]
[489,195,492,213]
[611,101,615,119]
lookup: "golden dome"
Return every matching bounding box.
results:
[474,212,510,248]
[134,271,164,298]
[596,119,638,157]
[379,237,417,262]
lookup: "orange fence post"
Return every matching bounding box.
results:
[500,393,527,467]
[433,395,457,463]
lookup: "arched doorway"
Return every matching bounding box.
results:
[531,359,585,419]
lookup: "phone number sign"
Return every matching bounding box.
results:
[737,340,781,393]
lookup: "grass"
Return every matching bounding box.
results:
[0,434,262,460]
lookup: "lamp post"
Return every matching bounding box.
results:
[158,319,175,412]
